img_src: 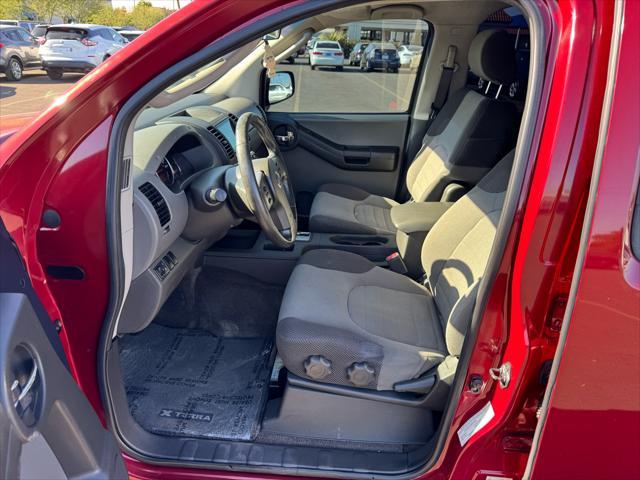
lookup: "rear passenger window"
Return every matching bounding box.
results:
[272,19,429,113]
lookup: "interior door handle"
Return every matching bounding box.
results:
[11,363,38,411]
[276,130,295,145]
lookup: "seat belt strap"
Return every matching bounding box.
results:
[430,45,457,120]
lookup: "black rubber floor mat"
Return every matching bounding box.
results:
[119,324,274,441]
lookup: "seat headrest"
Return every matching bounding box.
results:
[468,29,516,85]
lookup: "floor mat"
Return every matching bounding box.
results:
[119,323,274,441]
[154,267,283,338]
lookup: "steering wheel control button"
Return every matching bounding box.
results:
[347,362,375,387]
[206,188,227,206]
[304,355,332,380]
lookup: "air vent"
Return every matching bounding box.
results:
[139,182,171,227]
[228,113,238,131]
[207,126,236,162]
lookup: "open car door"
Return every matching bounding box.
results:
[0,220,127,480]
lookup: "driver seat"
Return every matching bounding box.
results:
[276,151,513,390]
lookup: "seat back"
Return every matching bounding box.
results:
[420,150,514,355]
[406,29,519,202]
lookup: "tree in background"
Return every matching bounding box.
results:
[61,0,103,23]
[0,0,24,19]
[89,5,130,27]
[129,1,170,30]
[2,0,172,30]
[27,0,61,23]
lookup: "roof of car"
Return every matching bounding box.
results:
[47,24,108,30]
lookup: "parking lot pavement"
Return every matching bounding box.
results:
[0,70,83,118]
[0,59,414,123]
[271,57,416,113]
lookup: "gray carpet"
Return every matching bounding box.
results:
[119,324,274,441]
[154,267,283,338]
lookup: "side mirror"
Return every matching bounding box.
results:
[267,71,295,105]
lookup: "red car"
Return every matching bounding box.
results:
[0,1,638,479]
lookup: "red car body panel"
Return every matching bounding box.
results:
[530,0,640,476]
[0,0,636,479]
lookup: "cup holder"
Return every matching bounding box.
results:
[329,235,389,246]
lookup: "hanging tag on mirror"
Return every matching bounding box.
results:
[263,40,276,78]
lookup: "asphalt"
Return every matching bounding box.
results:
[0,69,83,117]
[271,58,416,113]
[0,58,416,122]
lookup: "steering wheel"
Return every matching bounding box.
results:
[235,112,297,248]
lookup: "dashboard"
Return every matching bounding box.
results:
[119,95,267,334]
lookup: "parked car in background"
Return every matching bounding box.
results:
[31,24,50,44]
[348,41,369,65]
[0,25,41,81]
[309,40,344,70]
[398,44,423,66]
[39,24,127,80]
[0,20,36,31]
[268,82,293,102]
[360,42,400,72]
[119,30,145,42]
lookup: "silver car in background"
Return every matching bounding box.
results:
[0,25,41,81]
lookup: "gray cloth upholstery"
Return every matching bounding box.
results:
[278,249,446,390]
[307,29,518,234]
[277,152,514,390]
[309,183,398,234]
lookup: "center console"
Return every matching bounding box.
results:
[205,228,396,285]
[391,202,454,277]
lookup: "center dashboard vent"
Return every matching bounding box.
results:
[207,126,236,163]
[228,113,238,131]
[139,182,171,228]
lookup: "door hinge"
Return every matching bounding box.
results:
[489,362,511,389]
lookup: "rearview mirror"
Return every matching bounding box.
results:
[268,71,295,105]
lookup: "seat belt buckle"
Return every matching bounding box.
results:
[385,252,408,275]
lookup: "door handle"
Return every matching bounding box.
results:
[11,363,38,411]
[276,130,295,145]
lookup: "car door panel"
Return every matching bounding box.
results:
[267,112,408,199]
[0,221,127,480]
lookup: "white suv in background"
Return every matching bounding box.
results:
[39,24,127,80]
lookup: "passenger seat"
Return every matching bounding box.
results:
[308,29,520,235]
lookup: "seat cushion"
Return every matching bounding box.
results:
[308,183,398,235]
[277,249,447,391]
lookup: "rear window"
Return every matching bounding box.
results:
[32,26,47,36]
[316,42,340,49]
[46,28,88,40]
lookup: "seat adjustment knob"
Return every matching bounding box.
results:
[347,362,375,387]
[304,355,332,380]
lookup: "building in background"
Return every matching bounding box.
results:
[341,19,427,45]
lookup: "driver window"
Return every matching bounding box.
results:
[272,19,429,113]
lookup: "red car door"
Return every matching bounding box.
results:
[0,219,127,479]
[528,0,640,477]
